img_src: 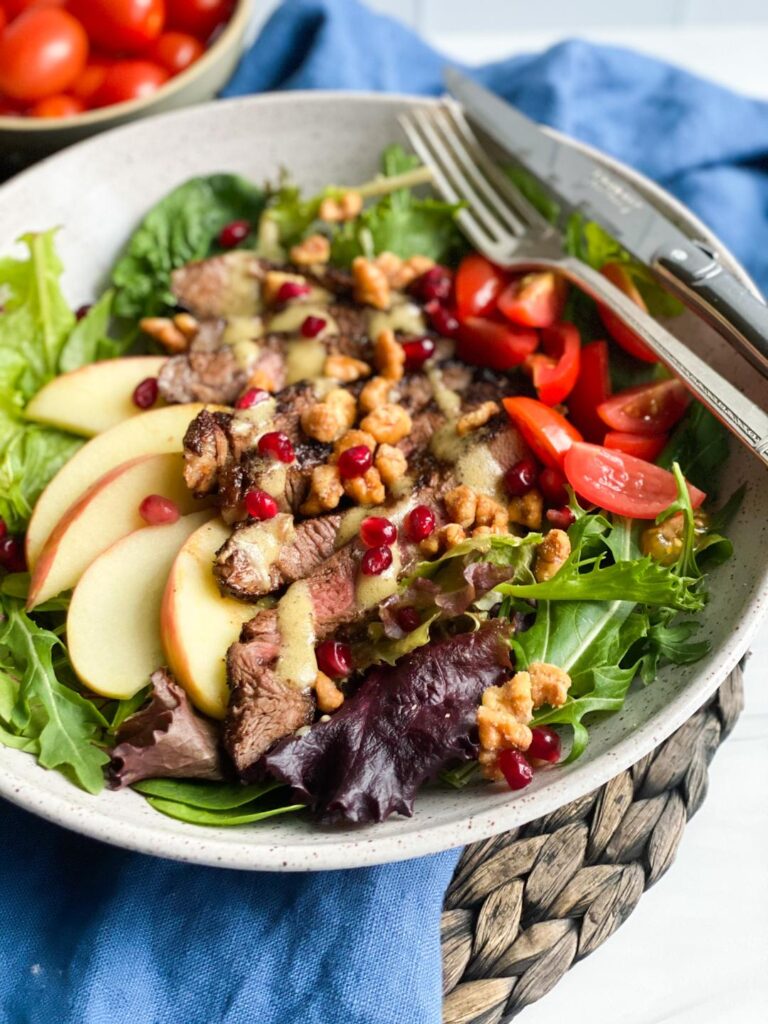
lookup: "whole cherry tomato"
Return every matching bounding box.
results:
[67,0,165,54]
[29,92,84,117]
[4,0,65,17]
[0,8,88,102]
[166,0,232,39]
[70,56,112,104]
[0,8,6,32]
[148,30,203,74]
[94,59,168,106]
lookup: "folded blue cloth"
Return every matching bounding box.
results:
[5,3,768,1023]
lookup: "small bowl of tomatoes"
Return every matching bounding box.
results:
[0,0,252,159]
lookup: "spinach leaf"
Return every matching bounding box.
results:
[133,777,283,810]
[144,796,304,826]
[658,402,730,493]
[58,290,129,371]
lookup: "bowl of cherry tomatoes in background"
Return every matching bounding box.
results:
[0,0,252,157]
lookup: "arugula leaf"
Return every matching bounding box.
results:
[633,612,710,684]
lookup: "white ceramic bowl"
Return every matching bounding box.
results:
[0,93,765,871]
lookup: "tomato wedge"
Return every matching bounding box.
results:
[597,378,690,436]
[566,339,611,442]
[455,253,507,320]
[563,442,705,519]
[604,431,667,462]
[503,396,583,470]
[598,263,658,363]
[497,271,567,328]
[456,317,538,371]
[527,321,581,406]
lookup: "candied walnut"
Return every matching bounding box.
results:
[352,256,391,310]
[139,316,189,353]
[445,485,478,529]
[375,444,407,488]
[508,488,543,530]
[457,401,500,437]
[324,353,372,383]
[528,662,571,709]
[263,270,308,305]
[300,464,344,515]
[343,466,386,506]
[314,671,345,713]
[247,367,277,393]
[360,403,412,445]
[437,523,466,550]
[373,328,405,382]
[472,525,495,538]
[332,429,377,459]
[319,190,363,223]
[173,312,199,341]
[359,375,393,413]
[301,403,346,443]
[419,535,440,557]
[290,233,330,266]
[534,528,571,582]
[390,254,435,290]
[325,387,357,426]
[475,494,509,532]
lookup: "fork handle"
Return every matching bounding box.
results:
[553,255,768,467]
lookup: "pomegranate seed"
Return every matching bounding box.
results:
[236,387,269,410]
[546,506,576,529]
[132,376,158,410]
[0,518,6,542]
[276,281,311,304]
[338,445,373,480]
[218,219,250,248]
[316,639,353,678]
[528,726,561,764]
[0,535,26,573]
[257,431,295,463]
[300,315,326,338]
[395,606,421,633]
[360,516,397,548]
[424,300,460,338]
[75,303,92,321]
[539,466,568,505]
[404,504,435,542]
[402,336,436,371]
[498,749,534,790]
[410,265,453,303]
[139,494,180,526]
[361,545,393,576]
[244,489,278,520]
[504,457,538,497]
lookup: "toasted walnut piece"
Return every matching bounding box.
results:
[528,662,571,709]
[319,191,363,223]
[314,671,345,713]
[332,429,377,460]
[343,466,386,506]
[290,233,331,266]
[390,254,435,290]
[375,444,407,488]
[324,353,372,383]
[419,535,440,557]
[445,485,478,529]
[318,197,342,223]
[472,525,494,538]
[352,256,391,310]
[301,404,346,443]
[325,387,357,428]
[300,464,344,515]
[508,488,543,530]
[172,312,199,341]
[475,494,509,532]
[373,328,405,382]
[534,528,571,582]
[247,368,278,393]
[359,375,394,414]
[437,523,466,551]
[457,400,501,437]
[263,270,308,305]
[140,317,189,353]
[360,403,412,445]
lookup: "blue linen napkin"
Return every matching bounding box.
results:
[4,2,768,1022]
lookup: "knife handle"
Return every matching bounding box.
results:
[652,240,768,377]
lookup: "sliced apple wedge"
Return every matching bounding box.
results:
[26,356,166,437]
[26,402,223,568]
[161,518,258,719]
[67,510,213,700]
[27,453,212,611]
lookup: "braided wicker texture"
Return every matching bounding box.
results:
[441,665,744,1023]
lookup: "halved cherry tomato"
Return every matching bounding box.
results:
[566,339,611,442]
[503,396,583,470]
[0,8,87,102]
[564,442,705,519]
[93,59,168,107]
[148,30,203,74]
[604,430,667,462]
[597,378,690,436]
[526,321,580,406]
[497,271,567,328]
[29,92,84,117]
[68,0,165,54]
[455,253,507,321]
[598,263,658,363]
[456,316,538,371]
[166,0,232,39]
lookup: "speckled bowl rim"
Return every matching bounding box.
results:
[0,90,765,872]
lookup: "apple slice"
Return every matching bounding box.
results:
[27,453,212,611]
[67,510,213,700]
[26,402,223,569]
[26,356,166,437]
[161,518,258,719]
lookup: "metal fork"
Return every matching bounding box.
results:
[399,102,768,468]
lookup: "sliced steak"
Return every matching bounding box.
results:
[172,251,267,318]
[159,320,250,405]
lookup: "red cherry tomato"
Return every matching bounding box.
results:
[148,30,202,74]
[566,339,611,442]
[454,253,507,321]
[165,0,232,39]
[67,0,165,54]
[597,378,690,436]
[456,316,538,371]
[4,0,65,17]
[0,8,87,102]
[526,321,581,406]
[598,263,659,363]
[603,430,667,462]
[29,92,84,116]
[0,8,6,32]
[497,271,567,328]
[503,396,583,470]
[563,442,705,519]
[70,56,112,104]
[94,59,168,107]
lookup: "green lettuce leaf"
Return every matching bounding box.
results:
[403,532,541,585]
[353,613,440,671]
[658,402,730,494]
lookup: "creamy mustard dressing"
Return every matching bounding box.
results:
[268,303,338,337]
[258,462,288,501]
[430,423,505,499]
[285,339,327,384]
[276,580,318,689]
[367,299,425,339]
[426,364,462,418]
[223,317,264,350]
[230,515,295,590]
[222,255,262,316]
[355,543,402,609]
